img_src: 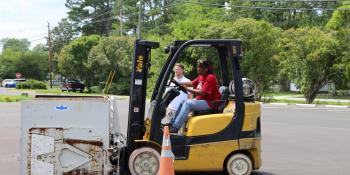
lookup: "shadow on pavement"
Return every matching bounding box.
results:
[252,170,277,175]
[177,170,276,175]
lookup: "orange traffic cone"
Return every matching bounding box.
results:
[159,126,175,175]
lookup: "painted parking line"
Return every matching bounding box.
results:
[327,109,350,112]
[325,105,349,108]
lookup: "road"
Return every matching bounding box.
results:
[0,87,21,96]
[0,101,349,175]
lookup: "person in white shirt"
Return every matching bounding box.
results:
[161,63,192,125]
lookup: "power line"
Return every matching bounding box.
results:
[2,10,111,41]
[246,0,341,2]
[176,0,350,11]
[83,6,113,20]
[70,6,113,26]
[29,37,46,42]
[83,17,118,25]
[89,7,113,20]
[25,33,48,39]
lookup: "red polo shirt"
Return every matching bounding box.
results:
[192,74,221,109]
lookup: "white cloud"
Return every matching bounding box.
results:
[0,0,68,47]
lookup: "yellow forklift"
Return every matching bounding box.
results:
[120,39,262,175]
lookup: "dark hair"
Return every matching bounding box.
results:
[174,63,184,70]
[197,59,213,74]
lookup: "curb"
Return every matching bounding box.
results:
[325,105,349,108]
[295,104,317,107]
[270,103,289,106]
[264,103,350,108]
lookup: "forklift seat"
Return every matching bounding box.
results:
[192,86,229,116]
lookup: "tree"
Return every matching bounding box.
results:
[88,36,134,94]
[52,18,77,54]
[228,0,341,29]
[0,48,48,80]
[112,0,182,37]
[169,3,226,40]
[0,38,30,52]
[277,27,338,103]
[65,0,115,36]
[222,18,283,100]
[326,5,350,30]
[58,35,101,90]
[0,49,19,79]
[326,5,350,92]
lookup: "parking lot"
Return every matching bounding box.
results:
[1,101,350,174]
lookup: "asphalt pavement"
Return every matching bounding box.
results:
[0,87,21,96]
[0,101,350,174]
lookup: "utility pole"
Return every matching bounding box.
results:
[120,0,123,36]
[137,0,143,39]
[48,22,53,88]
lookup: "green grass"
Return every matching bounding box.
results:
[0,95,33,102]
[261,98,350,106]
[264,91,302,96]
[12,88,102,96]
[314,94,350,100]
[264,92,350,100]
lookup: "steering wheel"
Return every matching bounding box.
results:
[171,80,188,94]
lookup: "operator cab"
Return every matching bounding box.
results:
[126,39,261,175]
[157,41,237,119]
[147,40,247,147]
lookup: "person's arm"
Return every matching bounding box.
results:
[179,81,193,87]
[185,87,207,96]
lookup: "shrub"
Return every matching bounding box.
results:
[90,86,102,93]
[108,82,130,95]
[4,97,12,102]
[16,80,47,89]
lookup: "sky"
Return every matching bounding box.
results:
[0,0,68,48]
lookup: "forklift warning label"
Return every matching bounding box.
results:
[136,55,144,72]
[55,105,69,111]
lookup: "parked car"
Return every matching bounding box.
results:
[2,79,26,88]
[61,80,85,93]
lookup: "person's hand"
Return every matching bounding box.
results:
[171,80,188,94]
[180,84,187,89]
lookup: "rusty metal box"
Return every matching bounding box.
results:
[20,96,121,175]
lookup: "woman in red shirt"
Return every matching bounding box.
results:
[169,59,221,133]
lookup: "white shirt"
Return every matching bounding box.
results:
[168,76,191,110]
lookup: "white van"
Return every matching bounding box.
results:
[2,79,14,87]
[1,79,26,88]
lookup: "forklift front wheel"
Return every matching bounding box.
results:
[226,153,252,175]
[128,147,160,175]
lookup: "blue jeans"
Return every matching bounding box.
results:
[171,99,210,129]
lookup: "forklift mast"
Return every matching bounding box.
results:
[126,40,159,157]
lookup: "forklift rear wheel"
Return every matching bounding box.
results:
[128,147,160,175]
[226,153,252,175]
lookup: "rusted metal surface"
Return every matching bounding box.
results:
[22,97,122,175]
[29,128,64,136]
[63,169,100,175]
[65,141,103,175]
[64,139,103,147]
[27,128,107,175]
